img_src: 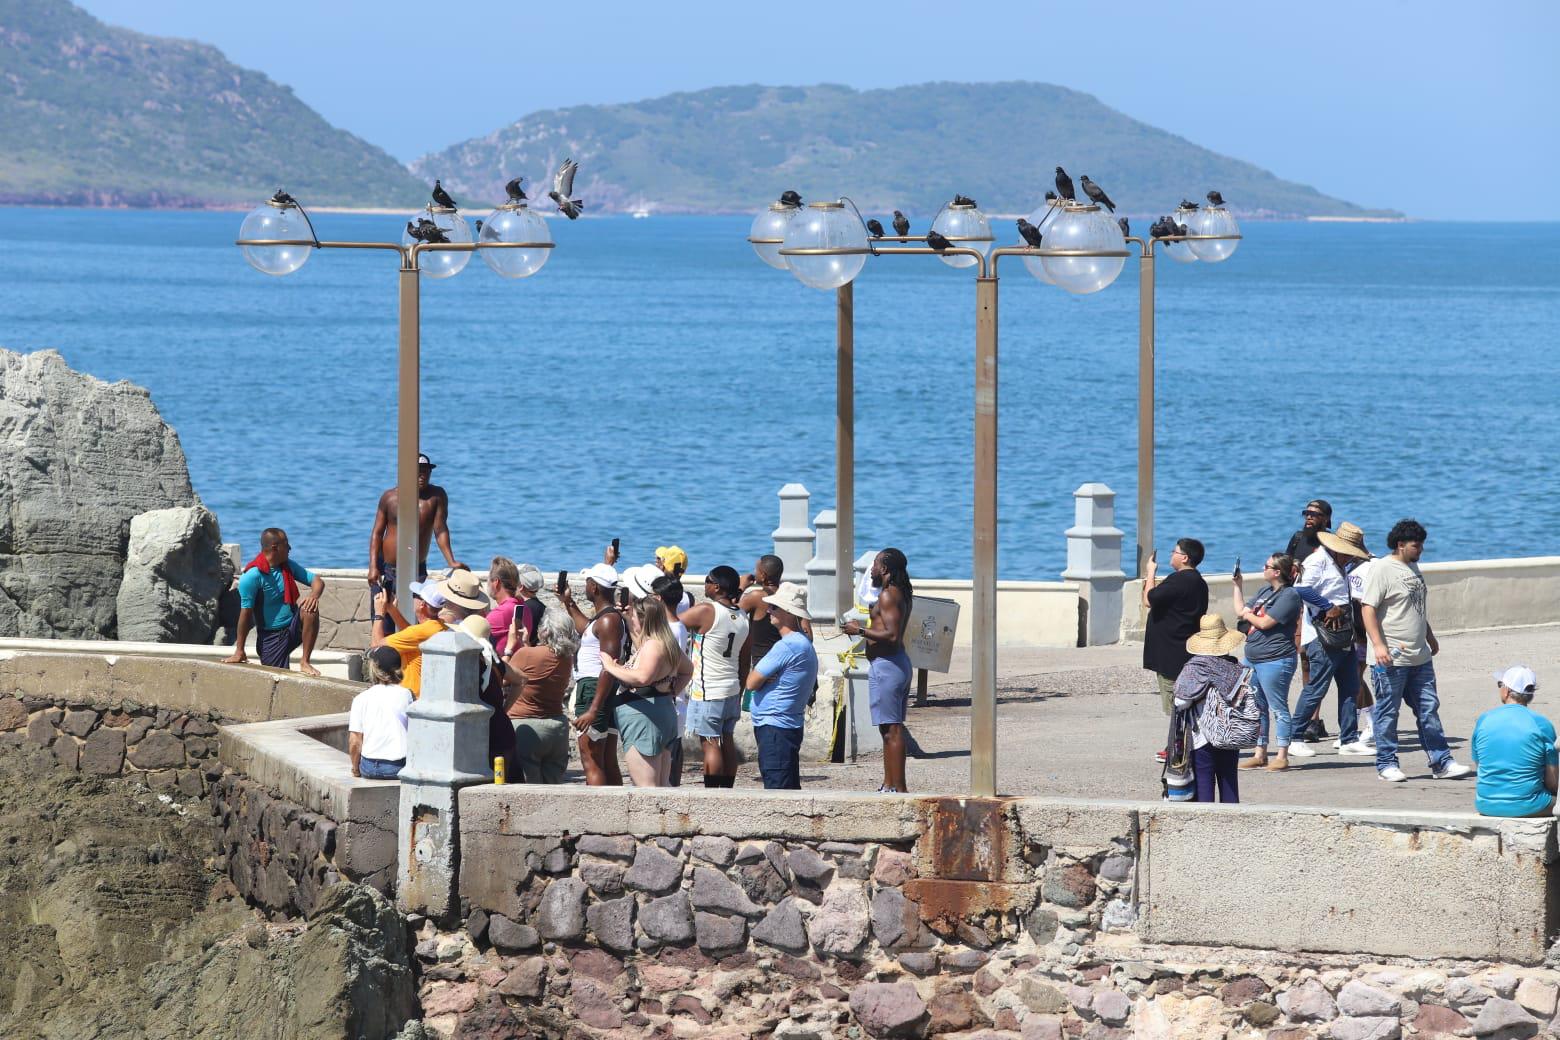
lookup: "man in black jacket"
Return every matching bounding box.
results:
[1143,538,1210,759]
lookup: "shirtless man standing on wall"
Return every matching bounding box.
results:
[368,452,467,628]
[843,548,914,793]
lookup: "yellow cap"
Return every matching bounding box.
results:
[655,545,688,573]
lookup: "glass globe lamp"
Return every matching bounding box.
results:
[1162,206,1200,264]
[401,208,473,279]
[1040,203,1126,295]
[480,205,551,278]
[930,201,993,269]
[1186,205,1241,263]
[782,201,868,290]
[749,204,797,270]
[239,200,312,276]
[1020,200,1063,285]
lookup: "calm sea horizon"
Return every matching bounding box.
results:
[1,208,1556,580]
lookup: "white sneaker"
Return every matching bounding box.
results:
[1433,761,1473,780]
[1287,742,1316,758]
[1358,718,1375,742]
[1378,766,1408,782]
[1339,742,1375,755]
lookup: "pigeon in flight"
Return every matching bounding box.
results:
[926,230,952,252]
[1054,167,1076,201]
[431,180,458,210]
[778,190,803,209]
[549,158,583,220]
[952,194,977,207]
[406,217,450,244]
[505,177,527,203]
[1206,190,1225,207]
[1016,219,1044,248]
[1081,176,1115,213]
[892,210,910,237]
[1117,217,1130,238]
[866,218,886,238]
[1178,199,1200,212]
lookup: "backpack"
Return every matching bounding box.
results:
[1201,667,1262,750]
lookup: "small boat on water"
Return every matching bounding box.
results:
[632,208,650,219]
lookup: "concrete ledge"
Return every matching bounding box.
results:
[0,636,359,679]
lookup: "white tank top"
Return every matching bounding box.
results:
[693,603,749,700]
[575,607,621,681]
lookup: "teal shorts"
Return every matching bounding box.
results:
[615,693,679,757]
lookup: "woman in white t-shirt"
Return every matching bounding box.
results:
[350,645,414,780]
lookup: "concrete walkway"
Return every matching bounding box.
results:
[737,625,1560,814]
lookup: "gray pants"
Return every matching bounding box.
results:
[511,716,570,784]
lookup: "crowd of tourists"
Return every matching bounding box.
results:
[1145,498,1553,818]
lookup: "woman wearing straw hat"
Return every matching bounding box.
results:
[1233,553,1302,771]
[1173,615,1248,803]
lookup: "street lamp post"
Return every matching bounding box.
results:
[236,187,557,611]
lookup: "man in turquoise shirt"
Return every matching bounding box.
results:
[1472,666,1555,818]
[224,527,326,675]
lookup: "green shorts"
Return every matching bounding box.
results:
[573,677,617,740]
[615,693,679,758]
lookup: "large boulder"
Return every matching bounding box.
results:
[0,348,201,638]
[116,506,232,643]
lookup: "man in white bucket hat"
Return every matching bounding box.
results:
[743,582,818,790]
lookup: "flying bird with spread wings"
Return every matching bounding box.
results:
[549,159,583,220]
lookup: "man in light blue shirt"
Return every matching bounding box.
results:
[744,582,817,790]
[1472,666,1555,818]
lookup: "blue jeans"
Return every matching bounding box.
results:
[358,756,404,780]
[755,724,803,790]
[1291,640,1361,745]
[1248,656,1297,749]
[1371,661,1453,772]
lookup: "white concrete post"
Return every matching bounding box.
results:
[806,509,839,622]
[1061,483,1126,647]
[772,483,815,584]
[397,628,493,922]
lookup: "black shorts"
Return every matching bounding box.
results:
[257,613,304,669]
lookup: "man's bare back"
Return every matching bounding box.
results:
[369,482,463,581]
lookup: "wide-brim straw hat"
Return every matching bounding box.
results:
[762,581,809,621]
[438,568,491,611]
[1317,521,1371,560]
[1186,614,1245,656]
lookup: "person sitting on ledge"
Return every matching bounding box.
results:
[1472,666,1553,818]
[224,527,325,676]
[349,646,413,780]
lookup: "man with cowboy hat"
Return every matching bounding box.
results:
[1290,521,1372,757]
[743,582,818,790]
[1472,666,1551,817]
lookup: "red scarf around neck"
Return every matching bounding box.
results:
[245,553,299,606]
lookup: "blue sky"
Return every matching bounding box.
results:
[80,0,1559,220]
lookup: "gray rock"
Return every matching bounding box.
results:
[1018,978,1070,1015]
[1041,860,1097,909]
[690,866,763,919]
[848,981,927,1038]
[738,859,790,904]
[579,855,626,896]
[486,914,540,953]
[694,911,747,955]
[116,505,231,644]
[1338,981,1402,1018]
[52,735,79,769]
[787,846,835,889]
[124,717,153,746]
[578,834,636,861]
[898,952,939,976]
[0,349,201,639]
[535,878,587,941]
[465,908,490,945]
[81,727,126,775]
[1470,997,1536,1036]
[639,892,695,945]
[1277,980,1338,1022]
[623,843,683,895]
[128,729,186,769]
[820,841,865,856]
[1025,905,1060,945]
[942,949,988,973]
[541,845,573,874]
[1447,978,1496,1008]
[585,895,636,954]
[1329,1017,1401,1040]
[733,843,766,865]
[1098,854,1134,883]
[764,841,791,883]
[497,957,547,999]
[1093,990,1131,1026]
[870,886,916,950]
[26,713,55,746]
[751,897,809,954]
[691,835,737,867]
[60,709,99,738]
[654,836,683,855]
[1101,898,1137,932]
[806,882,870,958]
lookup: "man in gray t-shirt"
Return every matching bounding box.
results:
[1359,519,1470,784]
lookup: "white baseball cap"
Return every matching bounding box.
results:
[623,564,662,601]
[1494,665,1539,695]
[408,579,445,608]
[580,563,619,589]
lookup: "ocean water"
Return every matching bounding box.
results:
[0,209,1556,579]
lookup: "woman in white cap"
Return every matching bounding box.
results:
[1172,615,1248,803]
[598,594,692,786]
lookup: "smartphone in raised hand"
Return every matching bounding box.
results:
[556,570,568,595]
[1233,555,1242,580]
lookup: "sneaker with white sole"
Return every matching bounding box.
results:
[1287,742,1316,758]
[1339,742,1375,755]
[1378,766,1408,782]
[1432,761,1473,780]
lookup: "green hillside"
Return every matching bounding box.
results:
[0,0,425,208]
[413,82,1393,219]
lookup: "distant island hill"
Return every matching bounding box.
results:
[2,0,1398,219]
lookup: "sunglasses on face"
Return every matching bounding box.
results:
[1302,511,1324,519]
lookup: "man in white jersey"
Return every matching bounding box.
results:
[681,565,750,788]
[563,563,625,787]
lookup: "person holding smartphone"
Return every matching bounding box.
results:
[1142,538,1209,763]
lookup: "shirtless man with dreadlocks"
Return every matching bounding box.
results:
[843,548,914,793]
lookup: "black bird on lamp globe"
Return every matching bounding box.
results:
[1044,190,1058,202]
[407,217,450,244]
[504,177,527,203]
[1054,167,1076,201]
[1118,217,1130,238]
[1080,175,1115,213]
[270,189,297,207]
[1206,190,1226,207]
[1016,218,1044,248]
[1149,216,1176,240]
[952,194,977,207]
[1179,199,1200,212]
[431,180,458,210]
[892,210,910,236]
[778,190,803,209]
[549,158,583,220]
[926,230,952,252]
[866,218,886,238]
